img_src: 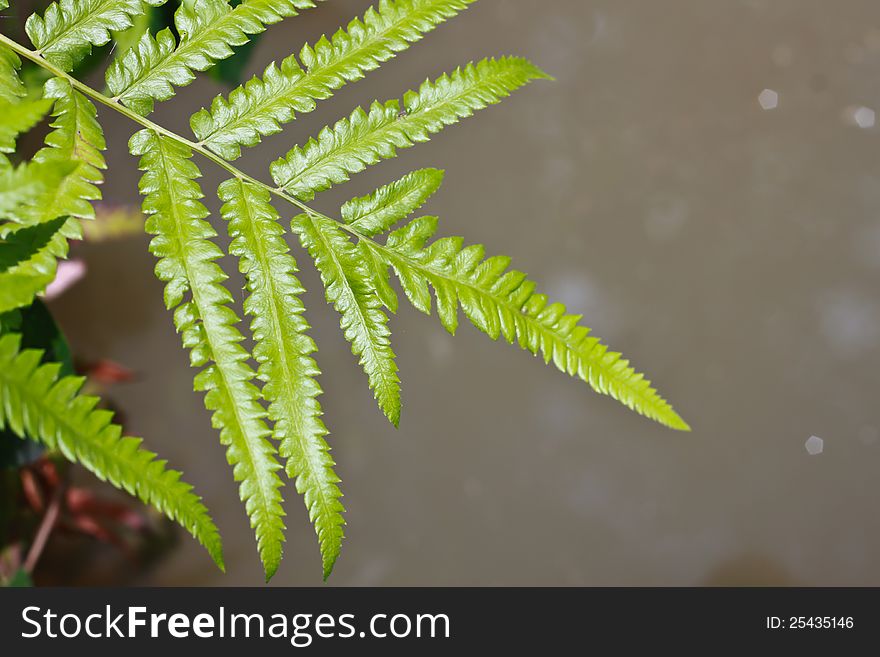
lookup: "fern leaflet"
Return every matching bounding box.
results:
[0,160,75,222]
[107,0,321,116]
[342,167,444,237]
[292,212,401,427]
[26,0,166,72]
[34,77,106,230]
[0,98,52,152]
[0,44,26,102]
[0,332,224,568]
[351,214,690,430]
[272,57,548,200]
[131,129,286,579]
[192,0,475,160]
[219,179,344,579]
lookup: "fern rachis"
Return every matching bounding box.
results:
[0,0,689,580]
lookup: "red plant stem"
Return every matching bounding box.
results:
[23,481,64,574]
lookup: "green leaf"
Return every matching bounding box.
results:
[357,239,398,312]
[107,0,322,116]
[0,99,53,153]
[25,0,167,72]
[0,332,225,568]
[342,167,444,237]
[33,77,107,228]
[0,217,68,314]
[219,179,344,578]
[271,57,549,200]
[362,218,691,430]
[292,212,401,427]
[192,0,475,160]
[0,45,26,102]
[130,129,285,579]
[0,160,76,223]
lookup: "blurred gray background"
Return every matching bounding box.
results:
[49,0,880,585]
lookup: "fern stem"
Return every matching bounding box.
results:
[23,475,64,574]
[0,33,301,207]
[0,34,387,225]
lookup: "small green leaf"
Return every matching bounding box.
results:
[0,160,76,223]
[342,168,444,237]
[292,212,401,427]
[0,98,53,153]
[368,219,691,431]
[271,57,549,200]
[0,45,26,102]
[34,77,107,226]
[26,0,166,72]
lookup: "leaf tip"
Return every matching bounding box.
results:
[322,544,341,581]
[208,541,226,573]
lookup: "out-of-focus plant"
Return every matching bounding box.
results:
[0,298,169,587]
[0,0,689,582]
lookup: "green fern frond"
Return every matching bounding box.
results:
[292,212,401,427]
[271,57,548,201]
[0,0,690,580]
[131,129,286,579]
[191,0,475,160]
[25,0,166,72]
[107,0,321,116]
[0,332,224,568]
[355,216,690,430]
[0,217,67,314]
[342,167,444,237]
[219,179,344,579]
